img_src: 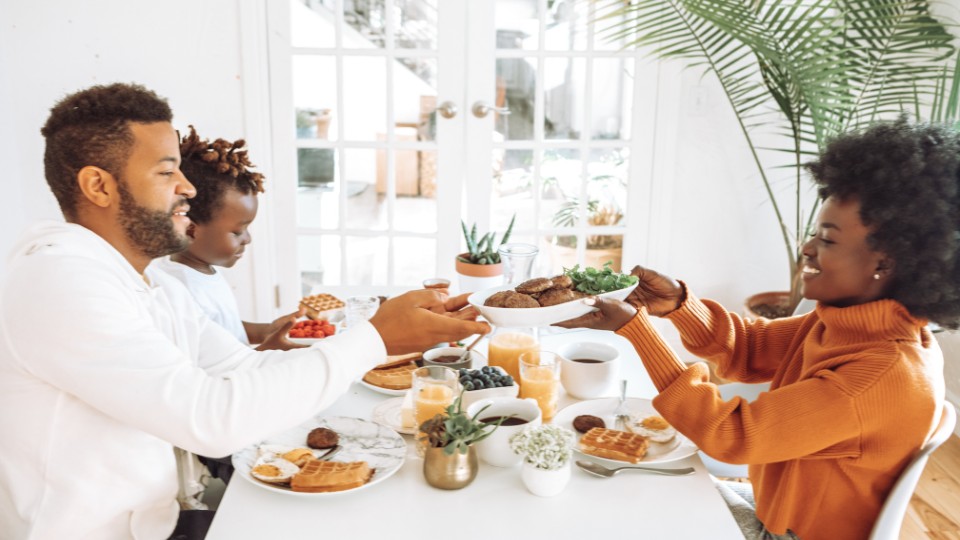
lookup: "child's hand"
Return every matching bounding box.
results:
[255,308,308,351]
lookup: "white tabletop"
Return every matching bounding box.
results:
[206,328,743,539]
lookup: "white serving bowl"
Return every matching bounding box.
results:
[460,366,519,408]
[467,283,637,328]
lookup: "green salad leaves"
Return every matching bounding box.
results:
[563,262,638,295]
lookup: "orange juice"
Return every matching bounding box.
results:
[520,365,559,422]
[414,383,454,428]
[488,331,539,383]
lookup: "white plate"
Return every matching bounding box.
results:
[232,416,406,497]
[288,336,325,345]
[553,397,698,465]
[371,396,415,435]
[468,283,638,328]
[358,378,408,397]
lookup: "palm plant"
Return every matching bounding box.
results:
[595,0,956,313]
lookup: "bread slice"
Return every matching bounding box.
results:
[579,427,649,464]
[299,293,345,320]
[291,460,373,493]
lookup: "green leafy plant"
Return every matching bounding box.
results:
[564,262,639,295]
[596,0,956,313]
[509,424,576,471]
[458,214,516,265]
[418,393,506,455]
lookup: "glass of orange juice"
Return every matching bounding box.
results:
[519,351,561,422]
[412,366,460,456]
[487,327,539,383]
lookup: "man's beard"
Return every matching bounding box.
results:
[116,180,189,259]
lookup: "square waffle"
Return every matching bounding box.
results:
[579,427,649,464]
[300,293,345,320]
[291,460,373,493]
[362,354,421,390]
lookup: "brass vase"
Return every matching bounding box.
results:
[423,446,478,490]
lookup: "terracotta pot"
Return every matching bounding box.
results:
[744,291,792,320]
[455,253,503,294]
[547,244,622,272]
[423,446,478,490]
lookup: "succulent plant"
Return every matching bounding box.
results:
[418,393,507,455]
[458,214,515,265]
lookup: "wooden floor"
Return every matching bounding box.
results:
[901,434,960,539]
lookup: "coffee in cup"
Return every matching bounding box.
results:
[466,397,541,467]
[557,342,620,399]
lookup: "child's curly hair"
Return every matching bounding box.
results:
[179,125,265,224]
[41,83,172,220]
[806,117,960,328]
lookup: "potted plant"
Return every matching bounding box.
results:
[419,394,505,490]
[456,214,515,293]
[509,424,576,497]
[596,0,956,317]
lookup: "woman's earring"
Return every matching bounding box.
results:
[873,273,881,280]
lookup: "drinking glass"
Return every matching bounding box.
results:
[498,243,539,285]
[344,295,380,329]
[486,327,539,383]
[412,366,461,456]
[519,351,561,422]
[422,278,451,290]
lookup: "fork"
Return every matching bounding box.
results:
[614,379,632,432]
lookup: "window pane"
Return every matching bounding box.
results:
[591,58,633,140]
[593,4,631,51]
[493,149,535,233]
[297,148,338,228]
[495,0,539,51]
[395,0,438,49]
[544,57,585,140]
[343,56,386,140]
[344,0,386,49]
[395,237,436,286]
[539,148,581,229]
[343,148,385,231]
[496,57,536,141]
[293,0,336,48]
[546,234,624,273]
[393,58,437,141]
[545,0,587,51]
[293,56,338,141]
[344,236,388,285]
[586,147,628,231]
[395,149,437,233]
[299,234,340,290]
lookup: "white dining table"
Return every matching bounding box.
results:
[206,328,744,539]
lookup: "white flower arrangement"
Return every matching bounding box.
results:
[509,424,575,471]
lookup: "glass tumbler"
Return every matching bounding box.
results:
[344,295,380,329]
[519,351,561,422]
[498,243,539,285]
[486,326,539,384]
[413,366,461,456]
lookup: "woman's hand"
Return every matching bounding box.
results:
[370,290,491,355]
[626,265,684,317]
[554,297,638,331]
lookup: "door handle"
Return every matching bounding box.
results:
[471,101,511,118]
[437,101,458,119]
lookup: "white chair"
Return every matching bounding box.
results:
[698,381,770,478]
[869,402,957,540]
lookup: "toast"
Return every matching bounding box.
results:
[299,293,345,320]
[579,427,649,464]
[290,460,373,493]
[362,353,422,390]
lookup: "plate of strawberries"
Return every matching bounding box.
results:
[288,319,337,344]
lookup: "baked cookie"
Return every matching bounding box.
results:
[573,414,606,433]
[550,274,574,289]
[307,427,340,449]
[516,277,554,294]
[537,287,586,307]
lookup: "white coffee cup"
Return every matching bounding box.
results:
[466,397,541,467]
[557,342,620,399]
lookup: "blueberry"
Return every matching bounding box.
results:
[463,381,475,391]
[502,375,514,386]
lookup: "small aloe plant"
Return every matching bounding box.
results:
[458,214,516,265]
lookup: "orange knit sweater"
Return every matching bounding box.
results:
[616,289,944,540]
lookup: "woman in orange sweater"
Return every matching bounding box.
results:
[561,118,958,540]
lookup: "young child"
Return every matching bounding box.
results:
[154,126,304,351]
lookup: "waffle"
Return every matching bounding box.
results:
[362,353,422,390]
[291,460,373,493]
[299,293,345,320]
[579,427,649,464]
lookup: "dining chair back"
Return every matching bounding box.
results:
[868,402,956,540]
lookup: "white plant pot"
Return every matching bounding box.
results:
[520,461,571,497]
[457,273,504,295]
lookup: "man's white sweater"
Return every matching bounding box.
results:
[0,221,386,539]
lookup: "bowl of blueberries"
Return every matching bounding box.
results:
[459,366,519,408]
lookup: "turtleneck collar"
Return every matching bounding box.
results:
[814,299,927,345]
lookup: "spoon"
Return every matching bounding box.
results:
[317,445,341,461]
[454,333,484,363]
[575,460,695,478]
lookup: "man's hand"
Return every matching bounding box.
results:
[626,265,684,317]
[554,297,638,331]
[255,308,308,351]
[370,290,491,355]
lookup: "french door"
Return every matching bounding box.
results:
[263,0,664,306]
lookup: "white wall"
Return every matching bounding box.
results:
[0,0,260,318]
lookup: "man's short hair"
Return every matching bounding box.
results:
[41,83,173,219]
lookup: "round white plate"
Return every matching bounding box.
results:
[232,416,406,497]
[358,378,408,397]
[553,397,698,465]
[468,283,637,328]
[371,396,414,435]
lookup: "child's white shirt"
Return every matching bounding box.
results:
[153,257,249,344]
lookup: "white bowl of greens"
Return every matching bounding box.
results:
[468,264,638,328]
